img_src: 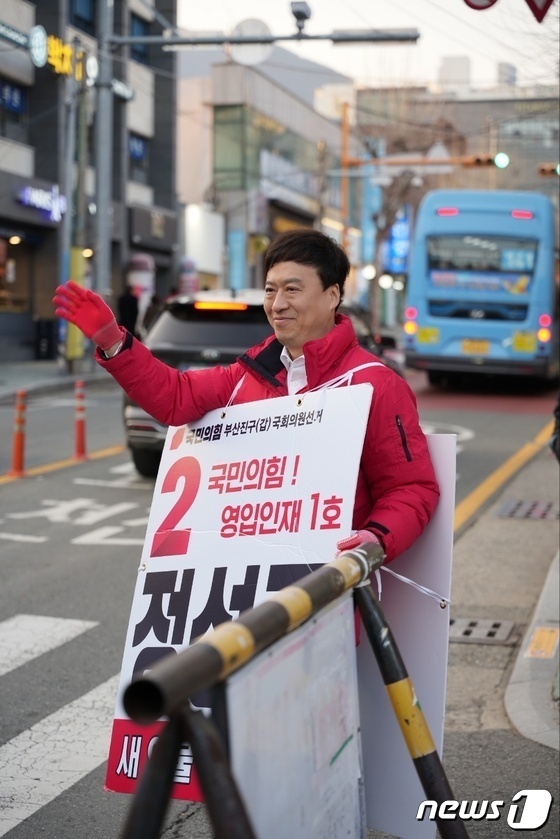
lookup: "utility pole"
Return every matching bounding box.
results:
[341,103,351,252]
[369,171,415,334]
[61,41,78,290]
[315,139,327,234]
[94,0,114,296]
[65,47,90,371]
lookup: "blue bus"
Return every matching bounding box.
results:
[403,189,559,384]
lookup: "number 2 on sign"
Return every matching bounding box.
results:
[151,457,201,557]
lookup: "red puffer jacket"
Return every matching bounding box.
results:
[97,315,439,562]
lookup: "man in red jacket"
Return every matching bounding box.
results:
[53,229,439,563]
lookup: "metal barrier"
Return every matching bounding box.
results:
[120,543,468,839]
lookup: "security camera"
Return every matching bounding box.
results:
[291,2,311,30]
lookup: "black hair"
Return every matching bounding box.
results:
[263,229,350,304]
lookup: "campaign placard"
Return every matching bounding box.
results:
[105,384,373,797]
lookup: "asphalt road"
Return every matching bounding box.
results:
[0,372,557,838]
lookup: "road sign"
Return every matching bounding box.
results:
[524,0,556,22]
[463,0,555,20]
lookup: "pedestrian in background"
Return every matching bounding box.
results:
[117,285,139,338]
[53,229,439,566]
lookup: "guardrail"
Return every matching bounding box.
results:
[120,543,468,839]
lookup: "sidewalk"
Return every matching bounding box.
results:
[0,356,107,401]
[0,357,558,754]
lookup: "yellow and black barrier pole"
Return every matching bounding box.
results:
[121,544,383,839]
[354,584,469,839]
[120,714,185,839]
[123,543,384,723]
[121,704,257,839]
[123,543,466,839]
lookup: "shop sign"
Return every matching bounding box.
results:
[1,81,25,114]
[129,206,177,251]
[0,20,28,49]
[18,184,67,223]
[47,35,82,78]
[112,78,135,101]
[29,25,47,67]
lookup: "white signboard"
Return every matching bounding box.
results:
[227,593,365,839]
[105,385,372,797]
[358,434,456,839]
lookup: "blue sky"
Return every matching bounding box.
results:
[177,0,559,89]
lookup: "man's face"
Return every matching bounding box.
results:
[264,261,340,359]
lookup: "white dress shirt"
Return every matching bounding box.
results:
[280,346,308,395]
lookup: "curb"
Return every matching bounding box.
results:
[504,551,560,751]
[0,370,111,404]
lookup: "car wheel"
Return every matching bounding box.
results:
[131,448,161,478]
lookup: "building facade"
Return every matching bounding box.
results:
[176,48,365,294]
[0,0,178,360]
[356,82,559,208]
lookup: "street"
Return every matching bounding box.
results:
[0,373,558,838]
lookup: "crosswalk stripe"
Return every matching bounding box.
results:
[0,615,98,678]
[0,675,120,837]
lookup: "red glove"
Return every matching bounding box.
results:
[336,529,385,557]
[53,281,123,351]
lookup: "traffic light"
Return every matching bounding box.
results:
[461,154,495,167]
[461,153,509,168]
[537,162,560,177]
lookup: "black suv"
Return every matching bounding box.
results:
[124,290,272,477]
[124,293,403,477]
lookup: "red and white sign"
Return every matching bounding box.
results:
[463,0,498,9]
[523,0,556,22]
[463,0,555,20]
[105,384,373,798]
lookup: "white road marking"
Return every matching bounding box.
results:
[8,499,138,525]
[73,477,153,490]
[0,533,48,543]
[0,615,98,678]
[72,526,145,546]
[73,461,153,489]
[110,463,136,474]
[0,675,119,837]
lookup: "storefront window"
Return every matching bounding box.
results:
[0,238,29,313]
[214,105,319,195]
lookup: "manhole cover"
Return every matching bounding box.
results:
[497,500,559,520]
[449,618,517,645]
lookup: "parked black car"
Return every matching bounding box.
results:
[124,292,403,477]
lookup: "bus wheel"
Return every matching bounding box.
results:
[427,370,443,386]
